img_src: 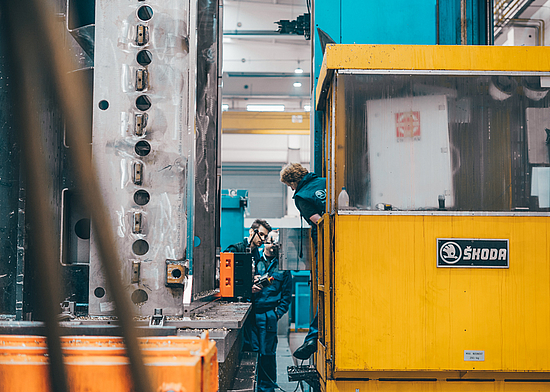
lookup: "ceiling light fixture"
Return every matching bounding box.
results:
[246,104,285,112]
[293,82,302,88]
[294,67,304,74]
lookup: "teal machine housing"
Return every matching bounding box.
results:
[220,189,249,252]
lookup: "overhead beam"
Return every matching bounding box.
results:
[222,111,310,134]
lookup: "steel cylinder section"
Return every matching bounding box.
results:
[90,1,194,316]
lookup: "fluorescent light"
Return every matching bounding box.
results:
[293,82,302,88]
[222,104,229,111]
[303,105,311,111]
[294,67,304,74]
[246,104,285,112]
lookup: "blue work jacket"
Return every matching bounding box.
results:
[253,254,292,320]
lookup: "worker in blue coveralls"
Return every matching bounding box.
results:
[224,218,272,262]
[249,230,292,392]
[280,162,326,360]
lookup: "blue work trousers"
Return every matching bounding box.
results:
[243,310,279,392]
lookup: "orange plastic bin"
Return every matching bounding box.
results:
[0,335,50,392]
[0,332,217,392]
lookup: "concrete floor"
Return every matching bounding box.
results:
[275,330,312,392]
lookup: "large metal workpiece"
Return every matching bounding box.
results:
[0,300,251,392]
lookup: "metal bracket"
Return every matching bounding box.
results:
[132,212,143,233]
[132,163,143,186]
[149,308,165,327]
[134,113,147,136]
[131,260,141,284]
[59,300,76,320]
[136,69,148,91]
[166,259,188,287]
[136,24,149,46]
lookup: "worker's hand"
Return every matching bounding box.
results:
[252,284,262,293]
[253,274,260,283]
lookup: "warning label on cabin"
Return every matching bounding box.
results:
[395,111,421,140]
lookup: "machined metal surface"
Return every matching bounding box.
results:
[0,301,250,330]
[178,328,240,363]
[192,0,221,297]
[0,301,250,363]
[90,0,195,316]
[0,325,242,364]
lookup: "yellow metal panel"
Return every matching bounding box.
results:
[221,111,310,134]
[326,379,550,392]
[316,44,550,108]
[331,214,550,375]
[325,44,550,72]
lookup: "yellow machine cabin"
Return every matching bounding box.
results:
[315,44,550,392]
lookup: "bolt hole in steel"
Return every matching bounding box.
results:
[98,100,109,110]
[137,50,152,66]
[131,289,148,304]
[132,239,149,255]
[134,189,150,206]
[74,218,91,240]
[135,140,151,156]
[135,95,151,111]
[171,268,182,278]
[137,5,153,21]
[94,287,105,298]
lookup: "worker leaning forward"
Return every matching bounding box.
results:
[280,162,326,360]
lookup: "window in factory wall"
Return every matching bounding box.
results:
[222,164,286,219]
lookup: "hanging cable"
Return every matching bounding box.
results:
[299,215,304,259]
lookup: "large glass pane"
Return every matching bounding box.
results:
[338,72,550,212]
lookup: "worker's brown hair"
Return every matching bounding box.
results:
[280,163,308,186]
[250,218,272,233]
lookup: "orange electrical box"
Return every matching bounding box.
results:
[220,252,235,297]
[219,252,252,299]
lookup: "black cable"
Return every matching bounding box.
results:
[299,216,304,258]
[256,353,309,392]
